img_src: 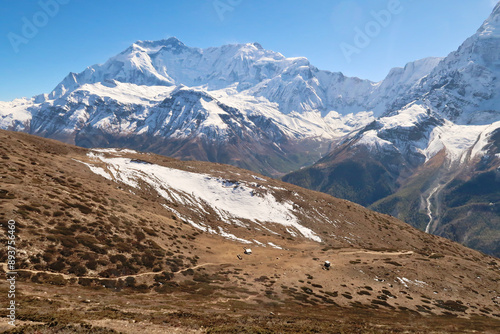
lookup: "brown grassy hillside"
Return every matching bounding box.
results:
[0,130,499,333]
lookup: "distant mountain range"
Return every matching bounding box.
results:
[0,35,442,177]
[1,3,500,256]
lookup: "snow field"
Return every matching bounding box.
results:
[81,153,321,242]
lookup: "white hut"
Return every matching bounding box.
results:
[244,248,252,255]
[324,260,331,268]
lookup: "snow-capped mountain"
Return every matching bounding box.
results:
[0,35,444,176]
[391,3,500,124]
[46,37,440,117]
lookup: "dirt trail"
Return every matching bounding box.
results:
[1,250,414,282]
[336,250,414,256]
[2,263,75,280]
[1,262,220,281]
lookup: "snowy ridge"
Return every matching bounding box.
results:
[0,35,450,178]
[0,98,33,130]
[352,103,500,165]
[389,2,500,124]
[354,130,393,152]
[477,2,500,39]
[0,36,443,142]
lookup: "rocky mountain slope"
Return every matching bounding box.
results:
[0,130,499,333]
[284,4,500,257]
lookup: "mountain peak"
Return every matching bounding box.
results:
[477,2,500,38]
[134,37,188,52]
[252,42,263,50]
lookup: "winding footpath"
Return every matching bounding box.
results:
[1,262,218,281]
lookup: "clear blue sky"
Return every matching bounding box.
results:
[0,0,496,101]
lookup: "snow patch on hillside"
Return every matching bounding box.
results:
[81,154,321,242]
[424,121,496,163]
[396,277,427,288]
[354,130,393,150]
[76,82,174,104]
[470,121,500,158]
[199,98,229,130]
[379,104,429,129]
